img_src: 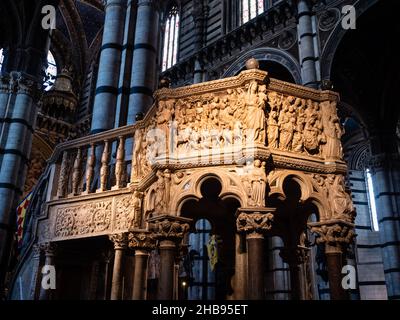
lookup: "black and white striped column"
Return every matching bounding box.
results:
[369,154,400,300]
[127,0,160,124]
[114,0,137,128]
[91,0,127,133]
[297,0,319,88]
[192,1,205,84]
[0,73,41,287]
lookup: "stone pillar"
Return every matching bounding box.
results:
[115,0,137,127]
[236,208,275,300]
[91,0,127,133]
[268,236,290,300]
[109,233,128,300]
[310,222,355,300]
[148,215,191,300]
[29,244,43,300]
[0,74,41,294]
[280,247,305,300]
[38,243,57,300]
[192,0,206,84]
[158,239,176,300]
[368,153,400,299]
[297,0,318,88]
[127,0,160,124]
[128,230,156,300]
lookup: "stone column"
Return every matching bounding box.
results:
[109,233,128,300]
[0,74,41,294]
[127,0,160,124]
[369,153,400,299]
[297,0,318,88]
[128,230,156,300]
[91,0,127,133]
[148,215,191,300]
[38,243,57,300]
[310,221,355,300]
[268,236,290,300]
[192,0,206,84]
[279,247,306,300]
[115,0,137,127]
[29,244,43,300]
[236,208,275,300]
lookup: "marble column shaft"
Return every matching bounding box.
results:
[0,74,40,292]
[297,0,318,88]
[132,250,150,300]
[115,0,137,128]
[127,0,160,124]
[91,0,127,133]
[370,155,400,299]
[157,239,176,300]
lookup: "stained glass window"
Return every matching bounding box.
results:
[162,6,180,72]
[242,0,265,24]
[0,49,4,73]
[44,51,57,91]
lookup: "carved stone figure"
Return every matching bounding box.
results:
[131,191,144,229]
[267,110,279,148]
[245,81,265,143]
[330,175,355,221]
[132,128,145,180]
[320,101,343,159]
[242,160,267,207]
[154,171,167,214]
[250,160,267,207]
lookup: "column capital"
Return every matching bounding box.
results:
[236,207,275,235]
[102,0,127,8]
[279,246,308,265]
[137,0,160,11]
[0,72,42,99]
[109,232,129,249]
[128,229,156,251]
[309,220,355,253]
[39,242,57,256]
[148,215,191,242]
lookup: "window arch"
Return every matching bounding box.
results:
[241,0,265,24]
[44,51,57,91]
[0,48,4,72]
[161,6,180,72]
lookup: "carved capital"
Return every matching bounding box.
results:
[128,230,156,251]
[279,246,308,265]
[39,242,57,256]
[109,233,129,249]
[148,215,191,242]
[236,208,275,234]
[309,220,355,253]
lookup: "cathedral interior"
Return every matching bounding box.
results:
[0,0,399,301]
